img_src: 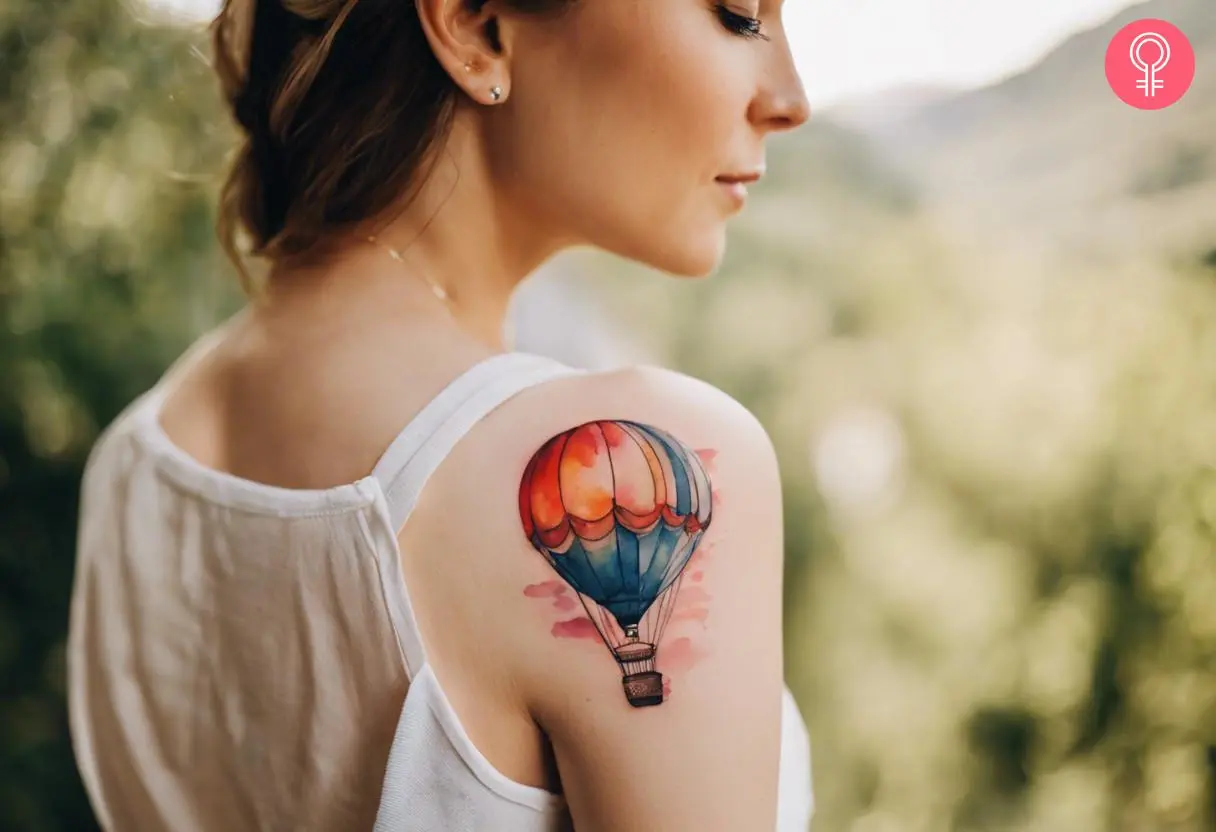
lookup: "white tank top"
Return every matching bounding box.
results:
[68,351,814,831]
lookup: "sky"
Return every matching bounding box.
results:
[787,0,1146,105]
[146,0,1148,107]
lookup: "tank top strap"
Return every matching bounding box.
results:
[371,351,584,534]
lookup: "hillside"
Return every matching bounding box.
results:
[850,0,1216,263]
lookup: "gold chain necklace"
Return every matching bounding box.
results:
[364,234,518,350]
[365,235,454,314]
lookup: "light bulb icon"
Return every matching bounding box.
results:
[1130,31,1170,97]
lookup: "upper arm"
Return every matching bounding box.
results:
[509,367,786,831]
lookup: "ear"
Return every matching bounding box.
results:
[415,0,519,105]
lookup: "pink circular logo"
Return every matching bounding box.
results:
[1106,19,1195,110]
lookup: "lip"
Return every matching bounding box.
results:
[714,169,764,208]
[715,170,765,185]
[717,180,748,207]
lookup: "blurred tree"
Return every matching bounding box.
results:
[1,1,237,828]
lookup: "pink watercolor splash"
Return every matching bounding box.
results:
[552,617,600,641]
[660,636,711,699]
[671,607,710,626]
[664,541,713,631]
[525,580,581,613]
[695,449,723,508]
[524,581,566,598]
[663,636,709,674]
[685,543,715,584]
[678,586,712,605]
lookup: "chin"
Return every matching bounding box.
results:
[635,227,728,279]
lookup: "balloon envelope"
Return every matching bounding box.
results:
[519,420,713,628]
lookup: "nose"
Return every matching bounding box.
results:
[749,46,811,133]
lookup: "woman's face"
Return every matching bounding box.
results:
[487,0,809,277]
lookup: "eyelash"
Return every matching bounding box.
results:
[715,4,768,40]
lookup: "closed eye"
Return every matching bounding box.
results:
[714,3,769,41]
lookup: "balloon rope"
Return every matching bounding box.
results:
[657,573,684,639]
[574,591,619,658]
[656,532,696,597]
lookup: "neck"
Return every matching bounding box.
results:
[265,110,563,352]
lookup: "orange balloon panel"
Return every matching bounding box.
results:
[520,420,712,550]
[558,425,615,521]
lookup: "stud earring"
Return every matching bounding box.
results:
[490,85,503,102]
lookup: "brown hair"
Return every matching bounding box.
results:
[210,0,568,289]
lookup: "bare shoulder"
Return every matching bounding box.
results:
[406,360,786,830]
[599,363,779,450]
[521,363,782,484]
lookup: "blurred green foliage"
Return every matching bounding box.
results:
[2,2,239,828]
[3,0,1216,830]
[578,2,1216,829]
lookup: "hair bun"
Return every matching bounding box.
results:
[208,0,572,291]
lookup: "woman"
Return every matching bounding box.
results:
[67,0,812,829]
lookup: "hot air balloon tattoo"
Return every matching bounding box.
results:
[518,420,713,708]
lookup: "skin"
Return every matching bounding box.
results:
[256,0,807,349]
[157,1,807,828]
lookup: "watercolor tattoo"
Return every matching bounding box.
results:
[518,420,714,708]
